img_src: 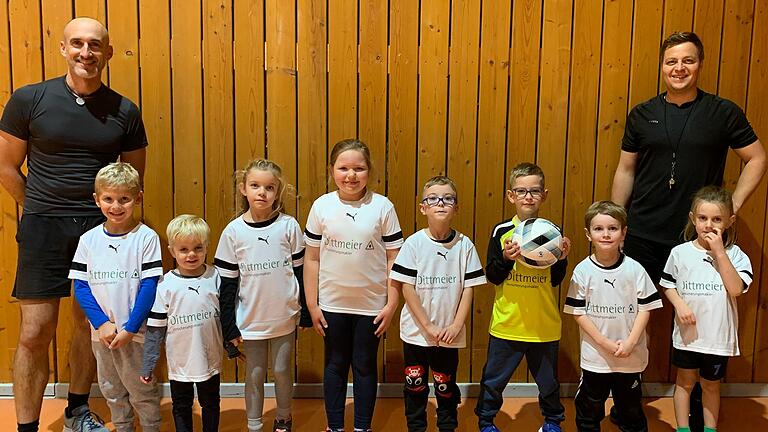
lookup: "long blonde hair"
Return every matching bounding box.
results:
[683,185,737,248]
[235,159,289,219]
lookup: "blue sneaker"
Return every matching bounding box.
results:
[63,405,109,432]
[480,426,501,432]
[538,423,562,432]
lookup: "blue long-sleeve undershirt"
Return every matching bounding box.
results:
[73,276,160,333]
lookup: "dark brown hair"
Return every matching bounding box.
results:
[660,32,704,62]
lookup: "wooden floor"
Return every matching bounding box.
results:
[2,397,767,431]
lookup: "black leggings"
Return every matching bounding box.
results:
[169,374,221,432]
[323,311,380,430]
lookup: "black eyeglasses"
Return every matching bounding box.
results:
[511,188,544,199]
[421,195,457,207]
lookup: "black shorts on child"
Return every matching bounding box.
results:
[672,347,729,381]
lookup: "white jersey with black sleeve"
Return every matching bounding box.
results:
[68,223,164,343]
[390,229,486,348]
[146,265,223,382]
[304,191,403,316]
[564,254,663,373]
[660,241,752,356]
[214,213,305,340]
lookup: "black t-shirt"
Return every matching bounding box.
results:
[0,76,148,216]
[621,90,757,245]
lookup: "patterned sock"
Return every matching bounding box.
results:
[17,420,39,432]
[677,428,691,432]
[703,428,717,432]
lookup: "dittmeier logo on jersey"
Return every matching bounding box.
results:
[239,256,291,274]
[167,308,220,330]
[585,301,636,318]
[680,279,724,296]
[89,268,140,285]
[416,274,457,291]
[324,236,375,255]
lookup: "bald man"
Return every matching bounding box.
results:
[0,18,147,432]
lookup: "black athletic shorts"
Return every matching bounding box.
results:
[13,213,104,299]
[672,347,729,381]
[622,233,676,284]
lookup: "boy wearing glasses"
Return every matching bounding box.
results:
[475,162,571,432]
[390,176,487,432]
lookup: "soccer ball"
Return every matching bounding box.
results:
[512,217,563,269]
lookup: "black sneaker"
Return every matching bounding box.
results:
[274,418,292,432]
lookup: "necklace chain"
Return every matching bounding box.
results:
[64,80,87,106]
[662,93,698,190]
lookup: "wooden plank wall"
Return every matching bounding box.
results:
[0,0,766,386]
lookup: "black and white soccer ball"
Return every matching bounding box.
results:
[512,217,563,269]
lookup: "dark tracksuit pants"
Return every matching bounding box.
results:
[402,342,460,432]
[475,336,565,427]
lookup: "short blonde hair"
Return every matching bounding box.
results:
[509,162,545,189]
[166,214,210,246]
[422,175,458,198]
[584,200,627,229]
[94,162,141,195]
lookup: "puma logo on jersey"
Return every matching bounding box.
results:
[604,278,616,288]
[257,236,270,245]
[436,251,448,261]
[703,256,715,267]
[631,380,639,389]
[346,212,357,221]
[188,286,200,295]
[108,244,119,253]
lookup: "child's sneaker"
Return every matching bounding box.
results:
[538,423,562,432]
[352,429,372,432]
[480,426,501,432]
[325,428,345,432]
[63,405,109,432]
[273,418,292,432]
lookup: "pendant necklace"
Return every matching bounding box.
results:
[662,93,698,190]
[64,80,86,106]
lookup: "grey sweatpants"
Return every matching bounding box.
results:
[242,331,295,431]
[92,340,161,432]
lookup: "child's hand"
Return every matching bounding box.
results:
[373,304,396,337]
[225,341,246,361]
[614,339,636,358]
[229,336,243,348]
[675,303,696,325]
[503,239,521,261]
[109,329,135,350]
[438,323,462,345]
[97,321,118,348]
[559,236,571,260]
[140,374,153,385]
[701,228,725,254]
[309,306,328,337]
[600,337,620,355]
[424,324,442,345]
